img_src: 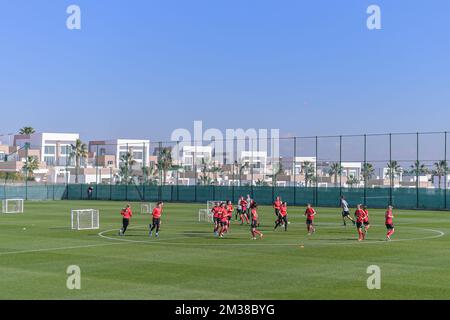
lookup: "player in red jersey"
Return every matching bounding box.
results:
[119,204,133,236]
[274,202,288,231]
[239,197,249,225]
[212,202,222,236]
[226,200,233,227]
[273,196,282,218]
[385,205,395,241]
[362,205,371,234]
[304,204,316,235]
[250,203,263,240]
[218,203,231,237]
[354,204,366,241]
[149,201,164,237]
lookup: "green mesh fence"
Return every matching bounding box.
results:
[0,184,449,210]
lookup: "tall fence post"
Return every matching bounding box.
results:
[293,137,297,205]
[66,146,69,200]
[315,136,318,207]
[339,135,342,197]
[194,143,197,202]
[363,134,367,206]
[416,132,420,209]
[389,133,393,206]
[96,144,99,200]
[445,132,447,209]
[24,143,29,200]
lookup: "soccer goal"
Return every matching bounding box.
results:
[198,209,213,223]
[1,199,24,214]
[71,209,100,230]
[207,200,224,213]
[141,203,155,214]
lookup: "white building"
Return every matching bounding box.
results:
[89,139,150,169]
[14,132,80,167]
[294,157,317,175]
[341,162,362,180]
[181,146,213,170]
[240,151,267,175]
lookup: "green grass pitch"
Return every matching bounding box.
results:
[0,200,449,300]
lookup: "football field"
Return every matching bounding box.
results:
[0,200,449,300]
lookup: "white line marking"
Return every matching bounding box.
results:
[0,242,130,256]
[97,226,446,247]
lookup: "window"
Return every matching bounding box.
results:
[133,152,143,160]
[44,156,55,166]
[60,145,71,155]
[119,152,128,159]
[44,146,56,155]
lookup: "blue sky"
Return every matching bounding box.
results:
[1,0,449,142]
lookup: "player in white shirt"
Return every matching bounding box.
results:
[340,195,356,226]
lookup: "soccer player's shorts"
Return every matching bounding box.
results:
[275,209,281,217]
[363,221,370,226]
[152,218,161,226]
[342,211,350,217]
[251,221,258,228]
[356,222,363,229]
[220,220,228,226]
[306,219,313,225]
[237,209,242,214]
[386,224,394,230]
[214,217,220,224]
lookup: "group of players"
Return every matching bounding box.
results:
[339,195,396,241]
[117,195,396,242]
[118,201,164,237]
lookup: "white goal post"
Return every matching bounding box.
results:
[207,200,225,213]
[1,199,24,214]
[71,209,100,230]
[199,200,225,223]
[198,209,213,223]
[140,203,155,214]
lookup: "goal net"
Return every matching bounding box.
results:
[141,203,155,214]
[207,200,224,213]
[1,199,24,213]
[198,209,213,223]
[71,209,100,230]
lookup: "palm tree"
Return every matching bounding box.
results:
[70,139,88,184]
[142,162,159,185]
[198,158,212,185]
[268,159,283,186]
[361,163,375,184]
[22,156,39,180]
[236,161,249,186]
[255,179,269,186]
[409,160,429,176]
[328,162,342,186]
[386,161,402,186]
[157,148,173,185]
[432,160,448,189]
[347,176,359,188]
[209,162,222,185]
[119,150,136,184]
[19,127,35,135]
[302,161,315,187]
